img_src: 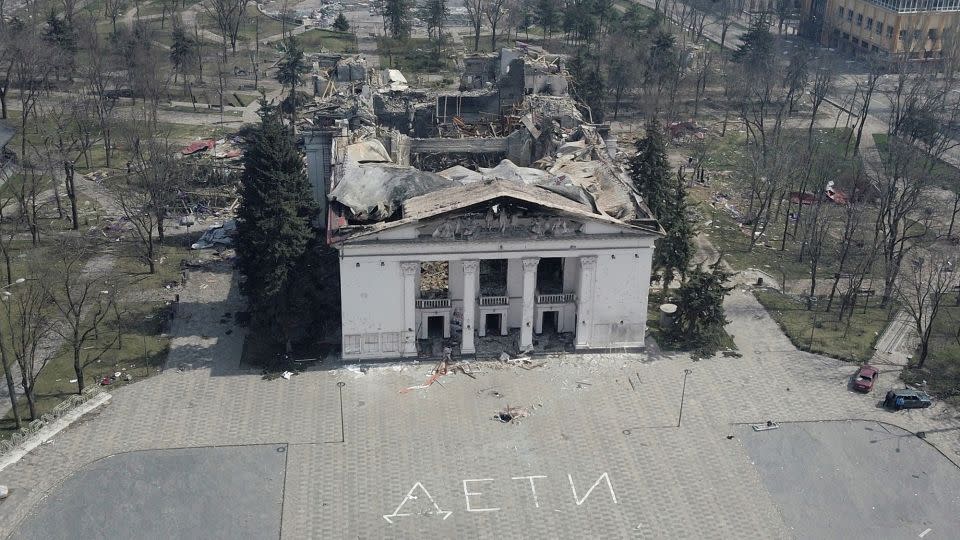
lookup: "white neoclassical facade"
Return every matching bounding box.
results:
[331,178,660,360]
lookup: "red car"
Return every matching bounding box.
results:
[852,365,879,392]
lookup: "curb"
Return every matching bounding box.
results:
[0,393,112,473]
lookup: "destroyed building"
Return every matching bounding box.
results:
[301,47,663,361]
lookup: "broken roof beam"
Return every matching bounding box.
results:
[408,137,509,154]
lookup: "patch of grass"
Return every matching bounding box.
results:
[0,235,177,437]
[232,93,260,107]
[754,288,892,363]
[0,299,171,438]
[164,105,244,116]
[297,29,358,53]
[112,242,191,290]
[377,37,452,74]
[693,192,814,280]
[202,7,298,44]
[872,133,960,193]
[901,305,960,406]
[689,127,869,280]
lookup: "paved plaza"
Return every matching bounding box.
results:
[1,264,959,539]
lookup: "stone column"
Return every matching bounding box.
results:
[461,260,479,355]
[400,262,419,356]
[520,257,540,350]
[575,256,597,350]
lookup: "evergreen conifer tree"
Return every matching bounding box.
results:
[333,12,350,32]
[276,37,310,128]
[628,119,670,219]
[654,171,695,290]
[236,100,319,344]
[675,259,734,338]
[733,15,773,67]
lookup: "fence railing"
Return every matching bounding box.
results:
[479,296,509,306]
[416,298,451,309]
[537,293,575,304]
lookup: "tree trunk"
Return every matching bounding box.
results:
[147,235,156,273]
[157,212,165,244]
[103,128,112,168]
[779,198,791,250]
[53,183,64,220]
[65,162,79,230]
[2,247,10,286]
[74,346,84,393]
[948,192,960,238]
[1,345,21,428]
[19,372,35,420]
[916,332,930,368]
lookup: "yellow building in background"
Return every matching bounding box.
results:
[800,0,960,58]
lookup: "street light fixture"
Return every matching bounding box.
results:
[0,277,28,299]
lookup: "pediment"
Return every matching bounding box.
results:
[416,201,585,240]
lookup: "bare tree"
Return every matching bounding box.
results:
[0,182,18,286]
[871,60,960,306]
[691,50,714,118]
[464,0,486,51]
[0,321,20,428]
[896,253,958,368]
[824,196,869,312]
[104,0,129,35]
[2,265,54,420]
[204,0,251,57]
[113,133,190,273]
[801,196,832,309]
[12,159,50,246]
[484,0,508,50]
[34,98,97,230]
[712,0,736,50]
[848,60,882,156]
[61,0,82,22]
[603,33,641,119]
[946,189,960,239]
[129,135,189,246]
[50,239,118,394]
[806,55,834,149]
[8,30,56,159]
[0,27,13,119]
[77,17,123,168]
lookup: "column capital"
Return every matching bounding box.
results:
[462,260,480,274]
[579,255,598,270]
[521,257,540,272]
[400,262,419,275]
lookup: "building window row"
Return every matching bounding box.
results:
[865,0,960,12]
[836,8,942,42]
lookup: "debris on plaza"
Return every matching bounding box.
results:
[752,421,781,432]
[191,220,237,250]
[495,405,530,424]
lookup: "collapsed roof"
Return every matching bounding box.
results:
[309,45,661,243]
[327,125,659,240]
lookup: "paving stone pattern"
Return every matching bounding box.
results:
[0,268,957,538]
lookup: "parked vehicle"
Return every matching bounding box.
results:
[883,389,933,410]
[852,365,878,392]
